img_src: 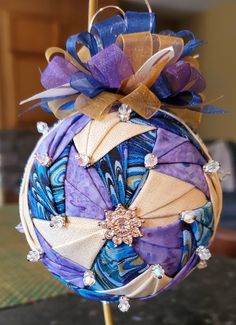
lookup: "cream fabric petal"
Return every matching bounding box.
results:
[98,266,171,298]
[146,188,207,226]
[73,112,155,164]
[205,173,222,238]
[130,171,207,225]
[143,215,179,228]
[33,217,105,269]
[73,112,120,155]
[19,153,42,251]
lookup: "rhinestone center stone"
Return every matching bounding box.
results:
[99,204,143,246]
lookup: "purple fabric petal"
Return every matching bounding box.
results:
[164,253,199,290]
[153,128,188,158]
[134,221,183,277]
[156,163,209,197]
[159,141,207,165]
[36,229,86,288]
[36,113,90,162]
[43,256,84,288]
[65,180,106,220]
[152,127,209,197]
[41,56,78,90]
[88,44,134,88]
[88,168,113,210]
[65,145,112,216]
[141,253,199,301]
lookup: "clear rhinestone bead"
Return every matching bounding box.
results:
[144,153,158,169]
[50,214,66,229]
[75,153,90,168]
[196,246,212,261]
[118,296,130,312]
[27,249,42,262]
[197,260,208,270]
[203,160,220,174]
[83,271,96,287]
[118,104,132,122]
[180,211,196,224]
[37,122,49,135]
[34,153,52,167]
[152,264,165,279]
[15,223,25,233]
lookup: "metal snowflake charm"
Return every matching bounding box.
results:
[99,204,144,247]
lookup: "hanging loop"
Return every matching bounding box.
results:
[144,0,152,13]
[89,5,126,32]
[89,0,153,31]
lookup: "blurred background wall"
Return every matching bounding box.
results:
[0,0,235,204]
[177,1,236,141]
[0,0,119,130]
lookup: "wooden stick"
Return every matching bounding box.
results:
[102,302,114,325]
[88,2,113,325]
[88,0,98,29]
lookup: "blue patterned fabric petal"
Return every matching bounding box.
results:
[126,130,156,205]
[91,241,148,291]
[181,202,214,267]
[181,227,195,267]
[190,202,214,247]
[78,288,119,302]
[94,142,127,207]
[129,172,149,205]
[28,162,57,220]
[48,145,70,214]
[95,130,156,207]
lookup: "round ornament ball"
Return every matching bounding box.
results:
[19,108,222,311]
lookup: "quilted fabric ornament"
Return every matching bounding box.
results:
[19,4,223,312]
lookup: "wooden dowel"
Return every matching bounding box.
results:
[102,301,114,325]
[88,0,98,29]
[89,2,113,325]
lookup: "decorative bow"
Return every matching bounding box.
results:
[20,11,224,129]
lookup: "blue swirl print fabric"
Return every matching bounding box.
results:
[91,241,149,291]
